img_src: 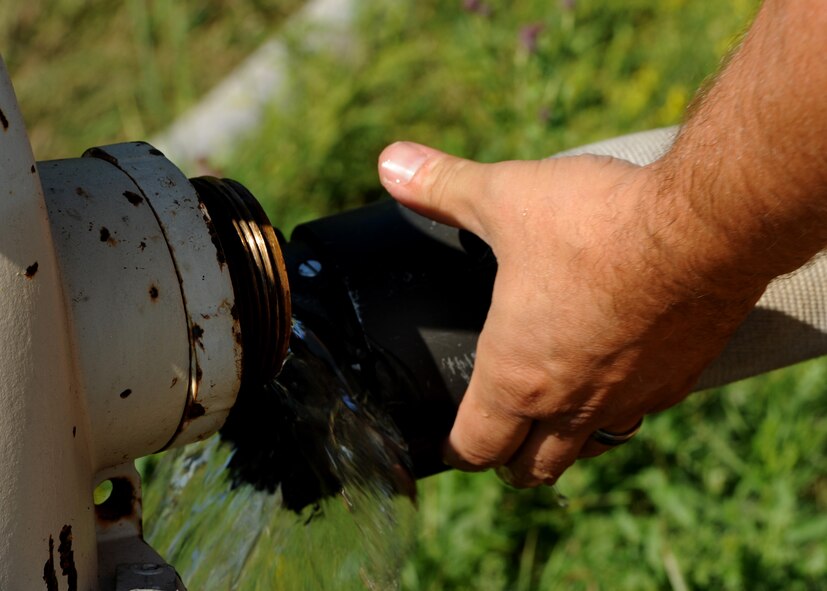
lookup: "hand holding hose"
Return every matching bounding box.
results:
[377,0,827,487]
[378,145,765,487]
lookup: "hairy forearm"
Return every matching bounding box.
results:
[653,0,827,294]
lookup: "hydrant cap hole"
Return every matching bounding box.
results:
[93,480,113,505]
[94,477,135,521]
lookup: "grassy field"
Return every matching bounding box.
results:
[9,0,827,589]
[0,0,303,158]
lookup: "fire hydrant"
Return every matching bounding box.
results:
[0,56,290,590]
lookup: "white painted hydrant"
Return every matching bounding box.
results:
[0,57,290,590]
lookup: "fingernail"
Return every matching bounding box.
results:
[380,142,429,185]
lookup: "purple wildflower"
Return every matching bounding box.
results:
[463,0,492,16]
[519,23,544,54]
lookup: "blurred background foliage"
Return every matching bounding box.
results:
[0,0,304,156]
[8,0,827,589]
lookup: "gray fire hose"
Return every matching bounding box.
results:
[560,127,827,392]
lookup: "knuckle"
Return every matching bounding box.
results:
[508,452,573,488]
[486,363,553,419]
[422,158,467,213]
[480,351,606,433]
[558,402,601,432]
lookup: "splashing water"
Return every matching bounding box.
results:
[143,319,419,590]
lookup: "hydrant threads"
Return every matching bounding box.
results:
[190,176,291,385]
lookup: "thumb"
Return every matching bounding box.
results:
[378,141,495,240]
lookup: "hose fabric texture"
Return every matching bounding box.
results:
[557,127,827,391]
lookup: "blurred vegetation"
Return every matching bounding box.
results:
[9,0,827,589]
[406,360,827,590]
[221,0,758,231]
[0,0,304,158]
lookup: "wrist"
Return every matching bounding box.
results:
[642,0,827,300]
[637,160,771,304]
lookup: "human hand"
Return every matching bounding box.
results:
[377,141,767,487]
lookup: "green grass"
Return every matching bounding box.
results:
[406,360,827,590]
[11,0,827,589]
[219,0,758,231]
[1,0,303,159]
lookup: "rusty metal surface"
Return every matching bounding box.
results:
[115,563,180,591]
[39,157,190,467]
[2,55,262,587]
[35,141,252,588]
[84,143,243,449]
[95,463,187,591]
[0,56,99,590]
[189,176,291,386]
[34,141,273,589]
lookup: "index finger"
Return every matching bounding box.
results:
[442,305,536,470]
[443,367,533,470]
